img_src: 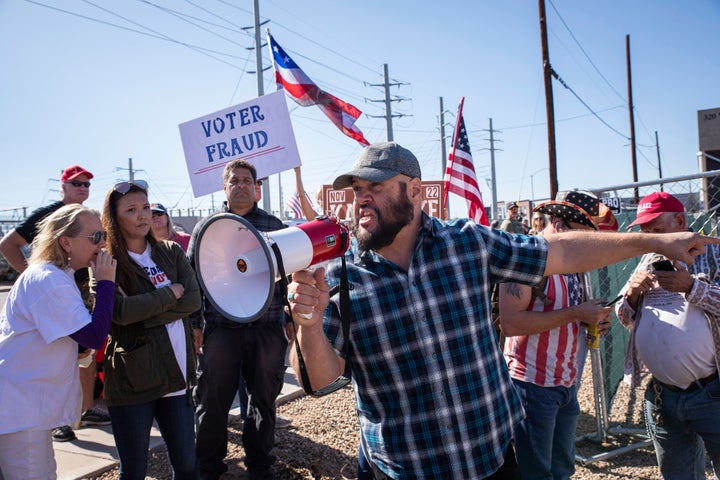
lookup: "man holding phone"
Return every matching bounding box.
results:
[616,191,720,479]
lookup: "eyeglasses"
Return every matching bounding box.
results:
[76,231,107,245]
[67,181,91,188]
[152,211,166,218]
[113,180,149,195]
[256,180,263,186]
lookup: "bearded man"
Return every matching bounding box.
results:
[286,141,718,480]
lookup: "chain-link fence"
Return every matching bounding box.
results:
[575,170,720,463]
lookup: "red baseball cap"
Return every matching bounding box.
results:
[627,192,684,229]
[61,165,94,183]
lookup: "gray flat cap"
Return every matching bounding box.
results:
[333,141,422,189]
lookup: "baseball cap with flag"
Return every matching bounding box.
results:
[333,141,421,189]
[626,192,685,229]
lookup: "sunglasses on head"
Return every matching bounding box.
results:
[113,180,149,195]
[76,231,107,245]
[67,180,91,188]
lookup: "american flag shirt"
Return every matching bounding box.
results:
[323,213,547,479]
[504,273,584,387]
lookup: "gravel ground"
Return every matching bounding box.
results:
[91,358,715,479]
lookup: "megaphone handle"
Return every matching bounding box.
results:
[271,243,317,395]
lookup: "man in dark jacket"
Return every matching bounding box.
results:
[189,159,290,480]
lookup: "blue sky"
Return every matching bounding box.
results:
[1,0,718,220]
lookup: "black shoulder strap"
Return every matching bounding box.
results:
[272,237,351,397]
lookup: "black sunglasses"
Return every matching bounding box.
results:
[76,231,107,245]
[256,180,263,186]
[152,211,166,217]
[67,180,91,188]
[113,180,149,194]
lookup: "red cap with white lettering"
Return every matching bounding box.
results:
[627,192,685,229]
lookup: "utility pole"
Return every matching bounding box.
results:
[626,34,639,202]
[249,0,271,212]
[365,64,408,141]
[538,0,559,198]
[478,119,501,220]
[439,97,449,214]
[439,97,448,177]
[655,130,664,192]
[115,157,141,182]
[488,118,499,220]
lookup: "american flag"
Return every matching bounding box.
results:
[285,191,315,219]
[443,97,489,225]
[268,32,369,146]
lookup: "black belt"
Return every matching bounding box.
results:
[656,371,718,392]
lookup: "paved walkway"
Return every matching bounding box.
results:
[55,370,304,479]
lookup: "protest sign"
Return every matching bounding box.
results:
[179,90,300,197]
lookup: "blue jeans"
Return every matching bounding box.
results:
[108,394,197,480]
[644,378,720,480]
[512,379,579,480]
[194,320,287,479]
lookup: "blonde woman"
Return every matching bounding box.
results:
[0,204,116,479]
[529,212,547,235]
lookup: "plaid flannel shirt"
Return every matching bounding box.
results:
[324,213,547,479]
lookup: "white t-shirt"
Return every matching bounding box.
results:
[0,263,91,433]
[635,287,716,389]
[129,245,187,397]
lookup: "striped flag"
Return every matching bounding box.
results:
[443,97,489,226]
[268,32,369,146]
[285,191,315,219]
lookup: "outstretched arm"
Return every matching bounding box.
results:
[544,230,719,277]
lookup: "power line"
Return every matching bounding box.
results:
[25,0,249,70]
[548,0,626,103]
[550,67,630,139]
[136,0,249,47]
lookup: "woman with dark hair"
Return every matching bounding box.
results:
[101,180,201,480]
[0,204,115,479]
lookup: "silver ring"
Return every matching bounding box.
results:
[287,292,296,302]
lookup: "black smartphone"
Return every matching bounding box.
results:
[602,294,623,307]
[652,259,676,271]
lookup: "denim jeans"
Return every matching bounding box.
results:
[511,379,579,480]
[194,320,287,479]
[108,394,197,480]
[644,378,720,480]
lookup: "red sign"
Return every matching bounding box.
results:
[320,181,446,221]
